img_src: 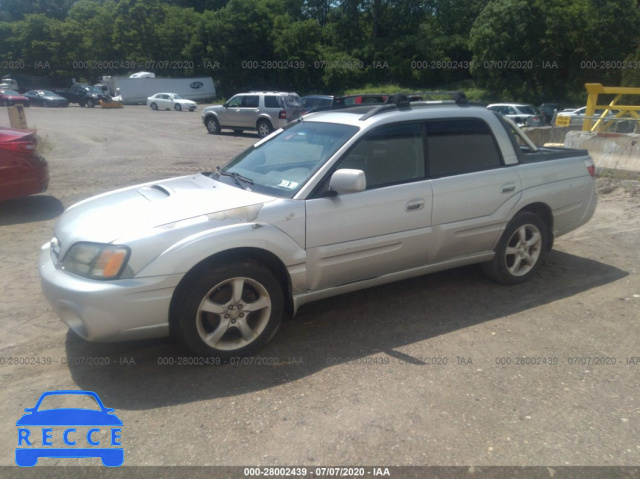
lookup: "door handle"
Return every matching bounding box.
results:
[405,199,424,211]
[501,183,516,193]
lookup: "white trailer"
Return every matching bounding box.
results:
[101,76,216,104]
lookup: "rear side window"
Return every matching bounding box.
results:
[264,96,280,108]
[243,95,259,108]
[426,119,502,178]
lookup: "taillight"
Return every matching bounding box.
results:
[584,159,595,177]
[0,140,36,154]
[279,110,287,120]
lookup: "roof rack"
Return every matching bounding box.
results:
[306,90,475,119]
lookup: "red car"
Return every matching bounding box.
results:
[0,89,30,107]
[0,127,49,201]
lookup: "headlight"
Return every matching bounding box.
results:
[61,243,130,280]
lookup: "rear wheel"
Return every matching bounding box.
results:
[150,102,158,110]
[174,262,284,359]
[206,116,220,134]
[482,212,548,285]
[175,103,182,111]
[257,120,273,138]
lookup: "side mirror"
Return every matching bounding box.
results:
[223,102,229,108]
[329,169,366,195]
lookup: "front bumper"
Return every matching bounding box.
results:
[39,242,182,342]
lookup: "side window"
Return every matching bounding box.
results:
[227,96,242,107]
[264,96,280,108]
[426,118,502,178]
[243,95,259,108]
[337,123,425,189]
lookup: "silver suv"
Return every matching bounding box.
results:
[203,91,302,138]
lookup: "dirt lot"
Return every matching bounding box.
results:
[1,105,639,475]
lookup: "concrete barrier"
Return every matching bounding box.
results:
[564,131,640,172]
[523,125,582,146]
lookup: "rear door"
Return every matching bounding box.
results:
[425,118,522,263]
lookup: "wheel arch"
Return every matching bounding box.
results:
[169,247,294,335]
[255,116,273,128]
[513,202,554,251]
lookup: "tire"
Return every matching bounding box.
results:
[257,120,273,138]
[174,262,284,359]
[79,100,86,107]
[205,116,220,134]
[175,103,182,111]
[86,99,94,108]
[150,102,158,110]
[481,212,548,285]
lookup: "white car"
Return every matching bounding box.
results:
[486,103,544,127]
[556,107,617,125]
[147,93,197,112]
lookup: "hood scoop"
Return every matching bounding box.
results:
[137,184,172,201]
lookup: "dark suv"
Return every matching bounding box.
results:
[202,92,302,138]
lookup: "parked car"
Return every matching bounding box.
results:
[486,103,544,127]
[147,92,197,112]
[40,95,597,359]
[55,83,110,108]
[301,95,333,115]
[0,127,49,202]
[0,78,19,90]
[0,90,30,107]
[202,92,302,138]
[332,94,388,107]
[23,90,69,108]
[556,106,618,124]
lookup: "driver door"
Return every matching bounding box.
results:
[305,123,433,290]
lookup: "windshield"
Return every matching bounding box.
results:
[171,94,185,99]
[87,86,103,94]
[219,121,358,198]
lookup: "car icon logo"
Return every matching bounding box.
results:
[16,390,123,467]
[190,81,203,89]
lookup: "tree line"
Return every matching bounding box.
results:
[1,0,639,103]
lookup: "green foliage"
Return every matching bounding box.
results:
[0,0,639,102]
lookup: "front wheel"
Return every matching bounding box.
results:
[174,262,284,359]
[482,212,548,285]
[174,103,182,111]
[205,116,220,134]
[86,99,95,108]
[150,102,158,110]
[257,120,273,138]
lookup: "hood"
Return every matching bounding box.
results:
[54,173,272,255]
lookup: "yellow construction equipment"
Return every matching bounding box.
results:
[583,83,640,132]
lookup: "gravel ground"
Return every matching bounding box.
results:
[0,105,639,476]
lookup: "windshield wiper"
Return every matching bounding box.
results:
[216,166,254,189]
